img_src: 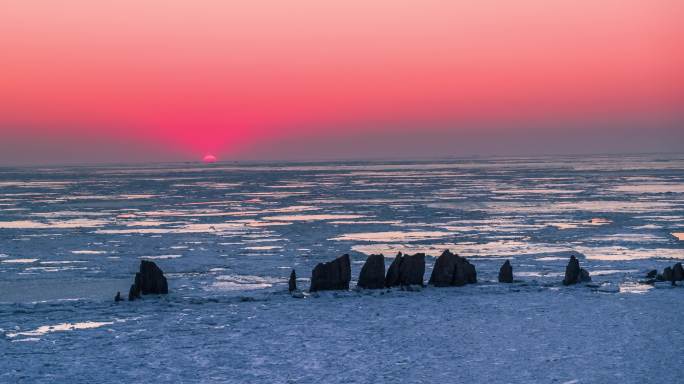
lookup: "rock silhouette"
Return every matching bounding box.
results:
[386,252,425,287]
[310,254,351,292]
[288,269,297,292]
[385,252,403,287]
[429,250,477,287]
[114,291,123,302]
[646,270,657,279]
[662,266,673,282]
[128,260,169,301]
[672,263,684,283]
[563,255,591,285]
[498,260,513,283]
[357,254,385,289]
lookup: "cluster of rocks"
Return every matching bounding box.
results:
[649,262,684,285]
[116,253,601,302]
[303,250,476,292]
[301,252,596,293]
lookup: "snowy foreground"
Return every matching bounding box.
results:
[2,282,684,383]
[1,155,683,382]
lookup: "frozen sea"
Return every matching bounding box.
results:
[1,154,683,383]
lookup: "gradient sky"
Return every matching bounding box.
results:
[1,0,682,164]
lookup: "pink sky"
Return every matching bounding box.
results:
[1,0,682,163]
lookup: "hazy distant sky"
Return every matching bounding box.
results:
[1,0,682,164]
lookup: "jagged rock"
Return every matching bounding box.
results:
[646,270,658,279]
[579,268,592,282]
[128,260,168,301]
[288,269,297,292]
[385,252,403,287]
[429,250,459,287]
[310,254,351,292]
[498,260,513,283]
[114,291,123,302]
[385,252,425,287]
[139,260,169,294]
[128,280,141,301]
[663,267,673,282]
[672,263,684,282]
[399,253,425,286]
[429,250,477,287]
[562,255,589,285]
[357,254,385,289]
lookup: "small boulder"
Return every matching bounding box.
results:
[562,255,589,285]
[288,269,297,292]
[114,291,123,302]
[357,254,385,289]
[646,270,658,279]
[310,254,351,292]
[498,260,513,283]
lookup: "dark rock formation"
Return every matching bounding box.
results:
[646,269,658,279]
[114,291,123,302]
[579,268,592,283]
[429,250,477,287]
[357,254,385,289]
[385,252,426,287]
[128,260,168,301]
[288,269,297,292]
[672,263,684,283]
[384,252,403,287]
[498,260,513,283]
[562,255,590,285]
[310,254,351,292]
[662,266,673,282]
[128,281,141,301]
[398,253,425,286]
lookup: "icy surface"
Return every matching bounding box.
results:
[1,154,683,383]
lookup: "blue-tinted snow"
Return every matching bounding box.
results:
[1,154,683,383]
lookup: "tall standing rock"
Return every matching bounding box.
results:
[398,253,425,287]
[662,266,673,282]
[128,260,168,301]
[498,260,513,283]
[310,254,351,292]
[385,252,403,287]
[288,269,297,292]
[357,254,385,289]
[138,260,169,294]
[385,252,426,287]
[429,250,460,287]
[562,255,586,285]
[672,263,684,283]
[429,250,477,287]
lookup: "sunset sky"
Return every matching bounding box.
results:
[1,0,682,164]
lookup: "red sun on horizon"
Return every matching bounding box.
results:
[202,154,217,163]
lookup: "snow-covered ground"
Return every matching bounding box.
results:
[1,154,683,383]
